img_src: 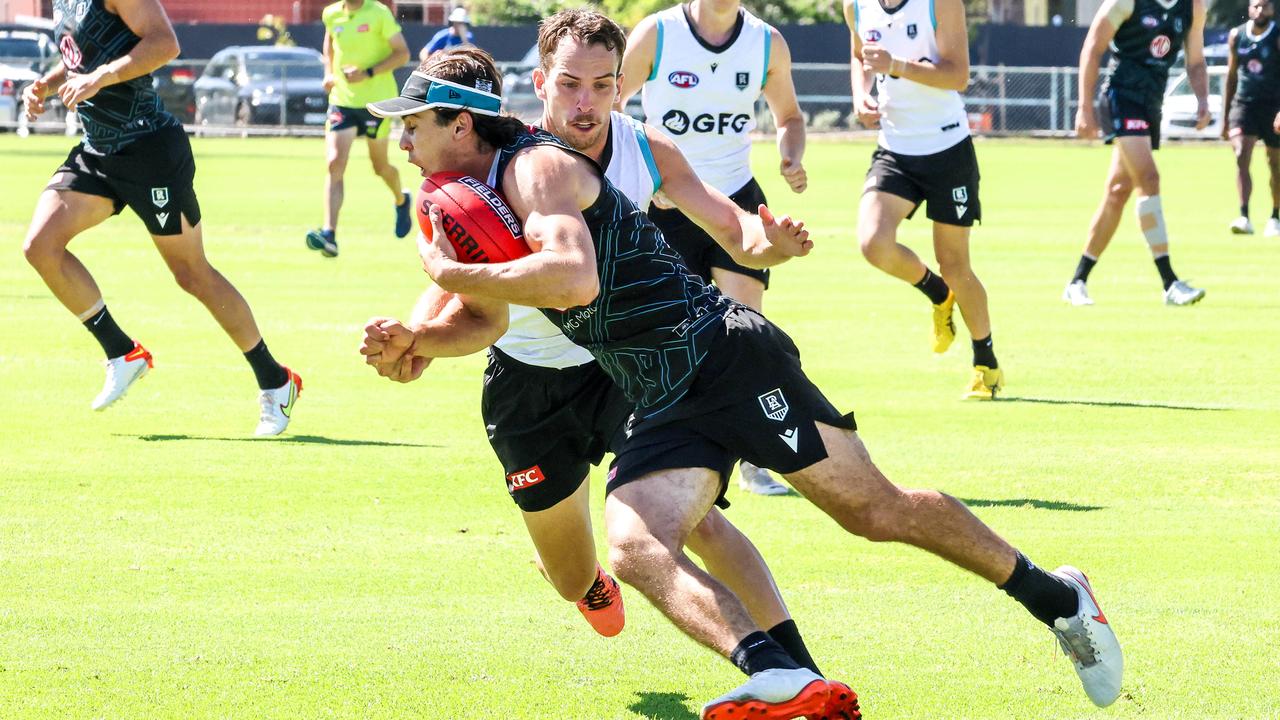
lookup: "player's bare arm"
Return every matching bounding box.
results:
[1185,0,1211,129]
[761,29,807,193]
[1223,27,1240,139]
[419,146,601,308]
[362,287,509,382]
[859,0,969,93]
[60,0,180,110]
[844,1,880,129]
[322,30,335,93]
[646,126,810,267]
[616,16,659,109]
[344,32,410,85]
[1077,0,1133,137]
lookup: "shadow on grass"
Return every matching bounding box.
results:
[1000,396,1231,412]
[960,497,1104,512]
[628,692,698,720]
[129,433,437,448]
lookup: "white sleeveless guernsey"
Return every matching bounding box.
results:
[853,0,969,155]
[492,112,662,369]
[641,5,771,195]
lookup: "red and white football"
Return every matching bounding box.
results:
[417,173,531,263]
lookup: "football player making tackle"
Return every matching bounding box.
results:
[366,44,1123,718]
[21,0,301,435]
[360,17,857,718]
[618,0,808,494]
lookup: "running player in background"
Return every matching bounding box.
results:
[1067,0,1209,306]
[618,0,806,495]
[306,0,412,258]
[845,0,1003,399]
[1223,0,1280,236]
[20,0,300,435]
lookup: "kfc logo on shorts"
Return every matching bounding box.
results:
[866,29,882,42]
[507,465,546,492]
[1150,35,1172,59]
[59,34,82,70]
[1124,118,1150,131]
[758,388,790,422]
[1248,59,1264,74]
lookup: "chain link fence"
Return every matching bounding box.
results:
[4,57,1206,139]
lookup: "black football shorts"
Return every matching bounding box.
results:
[864,136,982,227]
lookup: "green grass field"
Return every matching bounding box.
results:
[1,133,1277,719]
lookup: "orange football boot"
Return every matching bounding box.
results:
[576,565,625,637]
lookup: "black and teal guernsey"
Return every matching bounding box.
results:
[53,0,180,154]
[1233,21,1280,103]
[1105,0,1194,101]
[493,127,732,419]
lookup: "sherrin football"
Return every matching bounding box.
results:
[417,173,531,263]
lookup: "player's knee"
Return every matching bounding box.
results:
[607,529,669,587]
[326,155,348,176]
[171,264,212,297]
[935,256,971,284]
[1106,179,1133,204]
[22,232,62,270]
[858,233,893,266]
[833,492,908,542]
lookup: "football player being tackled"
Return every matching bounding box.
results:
[366,43,1121,718]
[361,16,859,719]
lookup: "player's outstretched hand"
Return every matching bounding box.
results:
[22,77,48,121]
[416,204,460,282]
[1075,108,1098,139]
[758,204,812,259]
[360,317,430,382]
[780,157,807,193]
[59,70,104,111]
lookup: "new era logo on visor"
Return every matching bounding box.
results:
[507,466,546,492]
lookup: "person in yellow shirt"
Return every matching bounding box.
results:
[307,0,411,258]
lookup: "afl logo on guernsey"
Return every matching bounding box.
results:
[1150,35,1172,58]
[668,71,699,88]
[866,29,882,42]
[60,34,83,70]
[1141,15,1159,27]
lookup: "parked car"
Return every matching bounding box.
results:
[153,63,199,124]
[0,24,59,129]
[1161,65,1227,140]
[194,46,329,127]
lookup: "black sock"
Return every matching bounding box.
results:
[1154,254,1178,290]
[730,631,800,676]
[244,340,288,390]
[1241,204,1250,219]
[1072,254,1097,284]
[913,267,951,305]
[972,335,997,369]
[767,620,821,676]
[83,305,135,359]
[999,552,1079,628]
[1272,207,1278,220]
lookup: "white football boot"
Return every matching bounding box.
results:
[738,461,790,496]
[1229,216,1254,235]
[255,368,302,436]
[92,342,153,411]
[701,667,829,720]
[1051,566,1123,707]
[1265,218,1280,237]
[1062,279,1094,306]
[1163,279,1206,306]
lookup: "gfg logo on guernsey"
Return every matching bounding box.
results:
[668,71,699,88]
[507,465,546,492]
[661,109,751,136]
